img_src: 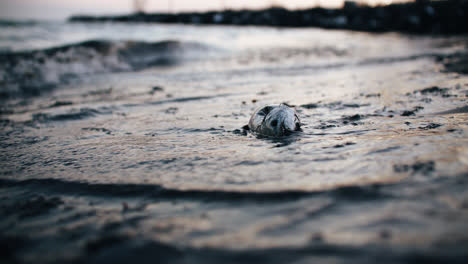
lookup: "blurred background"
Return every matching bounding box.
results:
[1,0,412,20]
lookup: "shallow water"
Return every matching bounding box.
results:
[1,21,468,263]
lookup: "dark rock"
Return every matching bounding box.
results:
[402,105,425,116]
[301,103,318,109]
[418,123,442,130]
[342,114,362,121]
[163,107,178,114]
[401,110,415,116]
[150,86,164,94]
[233,128,248,136]
[343,103,361,108]
[316,124,337,129]
[82,127,112,134]
[393,161,435,175]
[417,86,449,95]
[69,1,468,34]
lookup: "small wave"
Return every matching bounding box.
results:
[0,178,390,202]
[0,39,216,99]
[30,108,110,123]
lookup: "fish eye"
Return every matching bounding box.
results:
[271,120,278,127]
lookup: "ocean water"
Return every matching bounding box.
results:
[1,21,468,263]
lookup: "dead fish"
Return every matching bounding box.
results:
[244,104,301,137]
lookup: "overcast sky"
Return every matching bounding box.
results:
[0,0,408,20]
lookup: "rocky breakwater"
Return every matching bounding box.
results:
[70,0,468,34]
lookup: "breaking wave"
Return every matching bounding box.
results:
[0,39,216,99]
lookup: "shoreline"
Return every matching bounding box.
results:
[69,1,468,34]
